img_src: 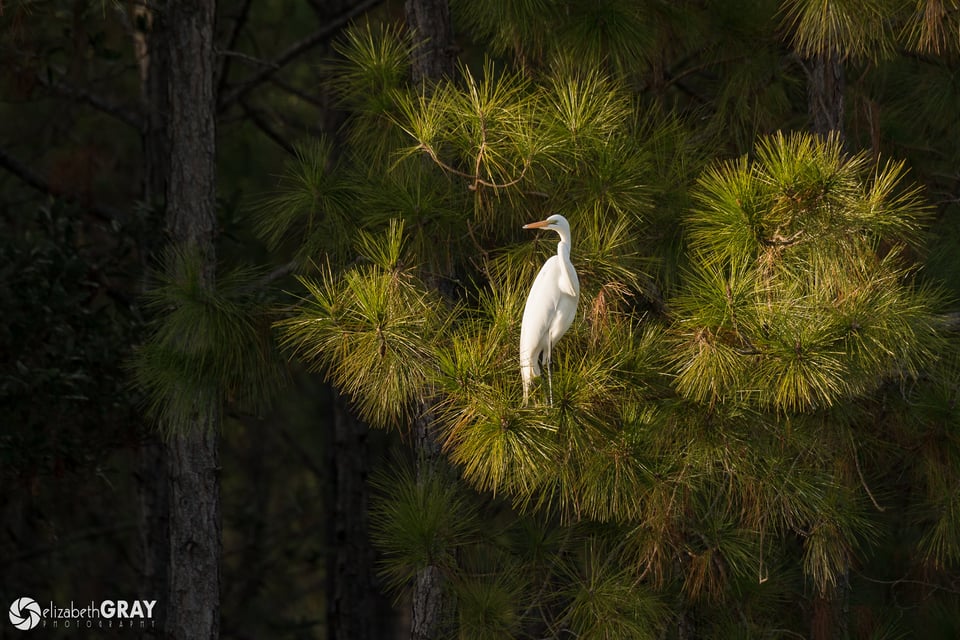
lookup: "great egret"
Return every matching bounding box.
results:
[519,214,580,405]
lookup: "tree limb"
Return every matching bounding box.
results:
[216,0,254,97]
[268,76,328,110]
[418,143,532,190]
[218,0,383,111]
[240,101,297,155]
[36,71,143,130]
[0,145,127,223]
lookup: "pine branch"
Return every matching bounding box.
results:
[268,76,329,110]
[217,48,279,70]
[35,71,143,130]
[218,0,384,111]
[852,440,885,512]
[942,311,960,331]
[239,260,299,295]
[0,145,126,223]
[417,143,531,190]
[240,101,297,155]
[854,571,960,596]
[216,0,254,97]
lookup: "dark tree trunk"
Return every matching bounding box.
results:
[327,391,385,640]
[166,426,221,640]
[163,1,221,639]
[133,2,170,210]
[410,401,455,640]
[137,439,169,638]
[807,48,849,640]
[402,2,456,635]
[808,50,844,140]
[133,5,170,636]
[404,0,455,86]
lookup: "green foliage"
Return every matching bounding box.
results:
[673,131,942,412]
[133,246,283,435]
[452,0,561,66]
[330,20,416,166]
[260,11,960,638]
[781,0,900,59]
[452,0,667,76]
[901,0,960,54]
[393,60,543,201]
[254,138,356,263]
[370,461,481,593]
[276,221,447,428]
[455,575,524,640]
[561,541,668,639]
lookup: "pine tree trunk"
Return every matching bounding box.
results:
[167,426,221,639]
[327,391,383,640]
[808,49,849,640]
[133,6,170,636]
[410,401,452,640]
[163,1,221,639]
[133,3,170,210]
[808,50,844,140]
[404,0,455,86]
[137,439,168,638]
[403,1,456,637]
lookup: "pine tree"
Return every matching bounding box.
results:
[261,5,960,638]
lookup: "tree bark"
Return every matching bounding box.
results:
[403,2,456,635]
[408,399,455,640]
[404,0,455,86]
[807,48,848,640]
[808,50,844,140]
[327,391,384,640]
[133,2,170,210]
[132,5,171,636]
[137,439,169,639]
[411,565,446,640]
[163,1,221,639]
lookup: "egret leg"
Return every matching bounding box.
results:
[546,358,553,407]
[544,341,553,406]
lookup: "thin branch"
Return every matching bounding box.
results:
[235,260,299,296]
[240,101,297,155]
[854,571,960,596]
[418,143,531,190]
[268,75,329,110]
[35,71,142,130]
[274,419,328,480]
[216,0,254,97]
[218,0,383,111]
[218,48,280,69]
[0,145,127,223]
[760,229,805,246]
[849,432,885,512]
[662,53,750,90]
[940,311,960,331]
[520,523,575,625]
[258,260,299,288]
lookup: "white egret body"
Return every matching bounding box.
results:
[519,214,580,405]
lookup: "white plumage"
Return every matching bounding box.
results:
[519,214,580,405]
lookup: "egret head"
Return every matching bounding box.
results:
[523,214,570,235]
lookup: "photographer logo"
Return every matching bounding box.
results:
[8,598,41,631]
[7,597,156,631]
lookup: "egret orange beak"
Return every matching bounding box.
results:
[523,219,550,230]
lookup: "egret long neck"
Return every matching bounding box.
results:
[555,235,579,297]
